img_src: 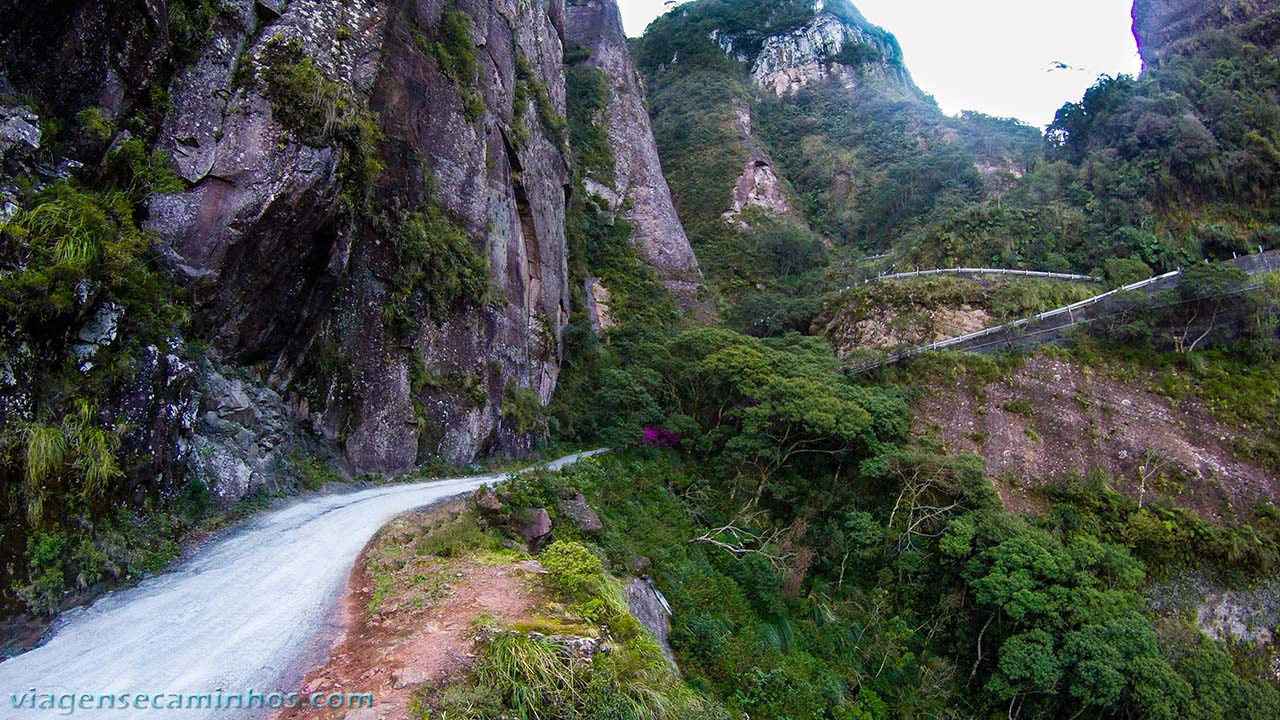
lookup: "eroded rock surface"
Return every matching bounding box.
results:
[565,0,709,314]
[1132,0,1278,65]
[709,0,913,97]
[0,0,575,496]
[723,103,795,222]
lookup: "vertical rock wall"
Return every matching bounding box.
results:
[0,0,575,487]
[335,0,572,472]
[564,0,709,313]
[1132,0,1276,65]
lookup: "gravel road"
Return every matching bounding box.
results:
[0,450,607,719]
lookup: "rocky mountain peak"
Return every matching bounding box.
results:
[712,0,913,95]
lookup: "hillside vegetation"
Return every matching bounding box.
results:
[515,0,1280,718]
[1,0,1278,718]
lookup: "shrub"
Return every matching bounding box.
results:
[288,450,343,491]
[257,38,384,208]
[539,540,603,600]
[75,108,116,147]
[96,138,185,200]
[12,532,67,616]
[640,427,681,448]
[415,511,499,558]
[999,398,1035,418]
[1103,257,1154,287]
[381,200,489,335]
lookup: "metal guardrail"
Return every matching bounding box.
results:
[864,267,1103,284]
[846,248,1280,375]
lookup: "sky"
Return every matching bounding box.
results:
[616,0,1143,129]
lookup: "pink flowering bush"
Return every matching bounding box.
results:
[640,427,681,448]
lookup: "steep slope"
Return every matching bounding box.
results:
[634,0,1040,306]
[0,0,572,469]
[0,0,575,624]
[642,0,1280,288]
[150,0,572,473]
[563,0,709,314]
[1133,0,1280,65]
[901,0,1280,273]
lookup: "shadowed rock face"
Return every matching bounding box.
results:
[1132,0,1280,65]
[332,0,572,473]
[0,0,572,482]
[564,0,710,314]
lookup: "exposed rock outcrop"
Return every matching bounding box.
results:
[1132,0,1279,65]
[624,576,675,665]
[0,0,575,491]
[565,0,710,314]
[583,277,615,335]
[723,103,795,222]
[559,490,603,532]
[325,0,571,472]
[712,0,914,96]
[1149,572,1280,650]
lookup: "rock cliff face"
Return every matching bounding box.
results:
[723,103,795,222]
[697,0,927,230]
[0,0,573,490]
[564,0,708,313]
[714,0,913,96]
[1132,0,1279,65]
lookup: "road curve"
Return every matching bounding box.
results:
[0,450,608,720]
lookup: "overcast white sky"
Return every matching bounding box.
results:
[617,0,1143,129]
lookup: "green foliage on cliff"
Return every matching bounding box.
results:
[417,7,485,123]
[553,34,689,451]
[566,64,614,183]
[640,68,745,248]
[754,84,986,248]
[380,199,490,336]
[257,37,385,211]
[514,56,567,149]
[561,71,675,329]
[0,128,191,615]
[502,379,545,435]
[634,0,817,73]
[641,0,1280,285]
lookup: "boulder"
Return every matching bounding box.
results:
[559,491,603,532]
[0,106,40,164]
[624,576,675,665]
[474,488,504,512]
[519,508,553,546]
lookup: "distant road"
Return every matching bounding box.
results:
[863,267,1102,284]
[849,250,1280,375]
[0,450,607,720]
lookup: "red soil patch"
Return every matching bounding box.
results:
[274,506,544,720]
[915,355,1277,521]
